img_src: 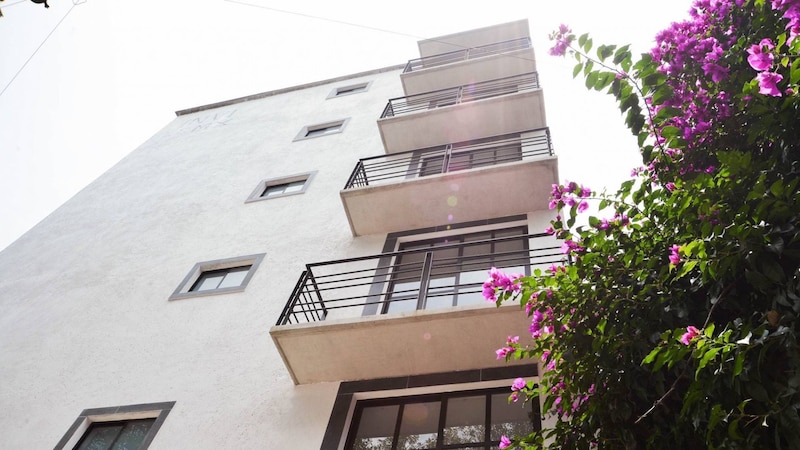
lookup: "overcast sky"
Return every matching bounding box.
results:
[0,0,695,251]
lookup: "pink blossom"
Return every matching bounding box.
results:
[507,335,519,345]
[577,200,589,213]
[747,42,774,71]
[499,436,512,449]
[510,392,519,402]
[496,346,513,359]
[665,182,676,192]
[511,377,526,391]
[669,245,682,265]
[757,71,784,96]
[679,326,702,345]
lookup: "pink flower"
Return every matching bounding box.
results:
[496,346,513,359]
[669,245,681,265]
[757,71,784,96]
[511,377,526,391]
[747,42,774,71]
[499,435,512,449]
[679,326,702,345]
[577,200,589,213]
[507,335,519,345]
[665,182,676,192]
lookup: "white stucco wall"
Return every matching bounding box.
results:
[0,68,404,449]
[0,45,559,449]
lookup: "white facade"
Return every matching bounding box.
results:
[0,20,560,449]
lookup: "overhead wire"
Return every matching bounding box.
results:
[222,0,539,64]
[0,1,82,98]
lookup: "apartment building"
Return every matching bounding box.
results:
[0,19,561,449]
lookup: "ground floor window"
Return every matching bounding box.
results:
[345,386,538,450]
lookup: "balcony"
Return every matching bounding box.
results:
[378,72,546,154]
[270,233,565,384]
[401,38,537,96]
[340,128,558,236]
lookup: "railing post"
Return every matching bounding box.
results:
[442,144,452,174]
[416,252,434,310]
[306,267,327,321]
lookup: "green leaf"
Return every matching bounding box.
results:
[597,44,615,61]
[585,71,599,90]
[578,33,588,48]
[573,62,583,79]
[613,44,631,65]
[643,346,661,365]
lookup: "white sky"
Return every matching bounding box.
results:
[0,0,695,251]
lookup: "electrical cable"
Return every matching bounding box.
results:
[222,0,538,65]
[0,2,81,98]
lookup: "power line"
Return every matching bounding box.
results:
[223,0,428,41]
[0,2,79,98]
[223,0,538,65]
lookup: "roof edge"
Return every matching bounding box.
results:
[175,64,406,116]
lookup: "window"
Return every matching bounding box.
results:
[54,401,174,450]
[385,226,530,313]
[328,81,371,99]
[74,419,155,450]
[169,253,265,300]
[416,134,524,178]
[245,171,316,203]
[319,365,540,450]
[346,387,538,450]
[294,118,350,141]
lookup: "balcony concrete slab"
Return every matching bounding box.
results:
[378,90,547,154]
[401,48,537,96]
[270,303,534,385]
[340,156,558,237]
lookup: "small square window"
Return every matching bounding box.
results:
[169,254,265,300]
[245,171,316,203]
[294,118,349,141]
[54,402,174,450]
[327,81,371,99]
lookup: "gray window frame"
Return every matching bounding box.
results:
[53,401,175,450]
[294,118,350,141]
[327,81,371,99]
[245,171,317,203]
[169,253,265,300]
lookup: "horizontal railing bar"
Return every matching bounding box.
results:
[343,127,553,190]
[403,37,532,73]
[381,72,539,118]
[276,233,569,325]
[304,233,553,268]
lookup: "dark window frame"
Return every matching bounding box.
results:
[53,401,175,450]
[384,225,530,314]
[344,386,540,450]
[320,364,539,450]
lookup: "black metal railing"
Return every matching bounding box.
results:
[275,233,566,325]
[380,72,539,118]
[402,37,532,73]
[343,128,553,190]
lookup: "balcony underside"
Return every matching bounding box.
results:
[378,90,546,154]
[270,303,534,385]
[401,48,537,96]
[341,156,558,237]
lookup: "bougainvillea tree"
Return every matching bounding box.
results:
[487,1,800,448]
